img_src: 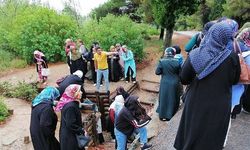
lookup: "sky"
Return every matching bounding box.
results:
[39,0,108,16]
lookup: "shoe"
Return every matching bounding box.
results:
[93,84,96,86]
[107,90,110,95]
[120,78,125,81]
[100,84,103,87]
[141,143,152,150]
[126,81,129,83]
[133,81,136,84]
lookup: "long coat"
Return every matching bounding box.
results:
[155,57,181,120]
[122,50,136,78]
[108,54,121,82]
[60,101,84,150]
[174,53,240,150]
[30,102,60,150]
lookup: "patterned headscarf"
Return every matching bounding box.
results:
[32,86,60,107]
[189,22,234,79]
[55,84,81,111]
[164,47,175,57]
[237,28,250,47]
[34,50,45,62]
[223,19,239,36]
[202,21,215,36]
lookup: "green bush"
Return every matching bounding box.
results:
[0,81,38,102]
[12,81,38,102]
[0,97,9,122]
[0,50,27,71]
[80,14,149,61]
[7,6,77,63]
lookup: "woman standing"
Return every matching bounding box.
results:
[174,22,241,150]
[55,84,85,150]
[30,86,60,150]
[33,50,48,83]
[65,39,76,67]
[69,45,86,81]
[121,45,136,83]
[108,46,122,82]
[155,47,181,121]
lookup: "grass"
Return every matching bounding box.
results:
[0,50,27,72]
[0,97,9,122]
[144,36,163,53]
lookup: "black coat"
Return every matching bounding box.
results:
[70,58,87,80]
[34,56,48,72]
[108,54,121,82]
[59,101,84,150]
[58,75,83,96]
[174,53,240,150]
[30,102,60,150]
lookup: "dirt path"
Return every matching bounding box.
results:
[0,34,192,150]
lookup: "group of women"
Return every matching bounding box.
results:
[64,40,137,88]
[30,84,86,150]
[156,18,250,150]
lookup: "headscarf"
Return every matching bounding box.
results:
[70,45,82,61]
[109,95,125,110]
[124,95,146,119]
[34,50,45,62]
[202,21,215,36]
[172,45,181,54]
[116,86,129,100]
[239,22,250,33]
[223,19,239,36]
[73,70,83,79]
[164,47,175,57]
[32,86,60,107]
[189,22,234,80]
[55,84,81,111]
[237,28,250,47]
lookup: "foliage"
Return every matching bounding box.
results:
[0,81,38,102]
[80,14,157,61]
[151,0,199,47]
[0,50,27,71]
[207,0,226,21]
[0,97,9,122]
[175,14,202,31]
[223,0,250,26]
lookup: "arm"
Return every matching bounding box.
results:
[180,57,196,85]
[65,107,84,135]
[131,115,151,128]
[106,52,118,56]
[40,107,56,137]
[122,51,133,61]
[109,109,115,124]
[185,34,198,53]
[155,60,163,75]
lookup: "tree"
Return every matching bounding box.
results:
[152,0,199,48]
[223,0,250,26]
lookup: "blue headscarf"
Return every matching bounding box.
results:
[32,86,60,107]
[189,22,234,79]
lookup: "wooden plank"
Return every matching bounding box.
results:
[140,87,159,94]
[141,79,160,84]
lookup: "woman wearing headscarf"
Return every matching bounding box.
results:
[33,50,48,83]
[155,48,181,121]
[115,95,152,150]
[174,22,241,150]
[65,39,76,67]
[108,46,122,82]
[55,84,85,150]
[69,45,86,80]
[30,86,60,150]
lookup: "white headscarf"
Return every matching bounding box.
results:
[73,70,83,79]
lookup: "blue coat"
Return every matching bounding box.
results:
[122,50,136,78]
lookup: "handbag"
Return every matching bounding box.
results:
[75,134,91,149]
[41,68,50,76]
[234,40,250,84]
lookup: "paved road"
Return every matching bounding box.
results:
[150,106,250,150]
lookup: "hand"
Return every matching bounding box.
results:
[37,62,42,65]
[95,69,97,72]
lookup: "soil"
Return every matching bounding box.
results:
[0,33,192,150]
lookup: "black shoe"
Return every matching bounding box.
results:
[141,143,152,150]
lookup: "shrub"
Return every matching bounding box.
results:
[0,50,27,71]
[12,81,38,102]
[7,6,77,63]
[0,82,13,97]
[0,97,9,122]
[80,14,147,61]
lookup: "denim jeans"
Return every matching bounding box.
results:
[115,127,148,150]
[97,69,109,92]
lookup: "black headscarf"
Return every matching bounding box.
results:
[116,86,129,100]
[124,95,147,120]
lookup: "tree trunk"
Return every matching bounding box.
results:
[159,28,164,40]
[164,28,174,49]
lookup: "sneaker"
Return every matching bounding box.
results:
[126,81,129,83]
[100,84,103,87]
[133,81,136,84]
[141,143,152,150]
[120,78,125,81]
[93,84,96,86]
